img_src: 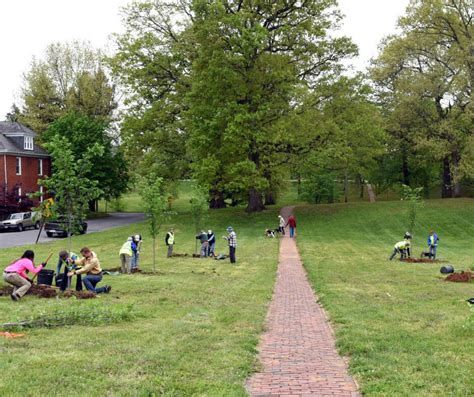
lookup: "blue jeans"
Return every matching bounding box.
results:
[131,252,139,269]
[429,245,437,259]
[208,242,215,257]
[289,227,295,237]
[83,274,106,294]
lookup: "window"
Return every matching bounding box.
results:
[16,157,21,175]
[40,185,44,202]
[24,136,34,150]
[17,187,22,203]
[38,159,43,175]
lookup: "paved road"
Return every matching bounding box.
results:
[0,213,145,249]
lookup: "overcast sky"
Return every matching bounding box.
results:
[0,0,409,119]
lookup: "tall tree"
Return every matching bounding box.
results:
[43,112,129,208]
[371,0,473,197]
[112,0,356,211]
[38,135,103,251]
[186,0,357,211]
[19,40,117,133]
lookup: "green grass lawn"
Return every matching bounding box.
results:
[0,208,280,396]
[296,198,474,396]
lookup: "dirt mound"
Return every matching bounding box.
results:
[28,284,58,298]
[402,258,440,263]
[444,271,472,282]
[171,253,190,257]
[0,284,57,298]
[63,290,96,299]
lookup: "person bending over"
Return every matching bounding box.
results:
[68,247,111,294]
[56,250,82,291]
[389,233,412,261]
[3,250,44,301]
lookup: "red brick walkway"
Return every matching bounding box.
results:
[246,207,359,397]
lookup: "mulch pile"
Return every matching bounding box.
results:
[444,271,472,282]
[0,284,57,298]
[402,258,440,263]
[62,290,96,299]
[171,253,189,257]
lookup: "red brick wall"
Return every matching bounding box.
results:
[0,154,51,199]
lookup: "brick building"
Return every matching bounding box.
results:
[0,122,51,206]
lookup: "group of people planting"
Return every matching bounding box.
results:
[3,213,301,301]
[3,247,111,301]
[389,230,440,261]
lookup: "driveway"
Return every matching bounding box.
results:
[0,212,144,249]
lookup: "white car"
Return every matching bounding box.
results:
[0,212,40,232]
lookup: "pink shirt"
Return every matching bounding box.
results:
[5,258,44,280]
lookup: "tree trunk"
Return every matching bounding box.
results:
[297,174,301,195]
[265,190,276,205]
[152,237,156,273]
[88,199,97,212]
[209,190,226,209]
[452,153,462,197]
[402,152,410,186]
[246,188,265,212]
[358,175,364,199]
[441,157,453,198]
[343,171,349,203]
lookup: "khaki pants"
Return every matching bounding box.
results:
[3,272,31,298]
[120,254,131,274]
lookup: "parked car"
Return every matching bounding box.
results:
[0,212,40,232]
[44,217,88,238]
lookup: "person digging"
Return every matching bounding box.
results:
[56,250,83,291]
[389,232,412,261]
[68,247,111,294]
[3,250,45,301]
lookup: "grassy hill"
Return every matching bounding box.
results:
[1,196,473,395]
[297,199,474,396]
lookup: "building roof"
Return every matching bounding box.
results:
[0,122,37,136]
[0,122,49,157]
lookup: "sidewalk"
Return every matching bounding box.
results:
[246,207,359,397]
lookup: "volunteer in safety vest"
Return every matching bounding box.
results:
[119,237,133,274]
[389,232,412,260]
[165,228,175,258]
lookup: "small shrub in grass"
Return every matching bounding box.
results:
[1,303,136,330]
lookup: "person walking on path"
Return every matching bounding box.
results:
[207,230,216,257]
[119,237,133,274]
[68,247,111,294]
[286,214,297,237]
[3,250,45,301]
[223,226,237,264]
[165,228,175,258]
[278,215,286,236]
[56,250,82,290]
[196,230,209,258]
[427,230,439,260]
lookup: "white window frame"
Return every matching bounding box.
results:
[17,187,22,202]
[24,136,34,150]
[38,158,43,175]
[16,157,22,175]
[39,185,44,202]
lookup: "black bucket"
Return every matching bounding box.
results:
[440,265,454,274]
[37,269,55,285]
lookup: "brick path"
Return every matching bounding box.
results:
[246,207,359,397]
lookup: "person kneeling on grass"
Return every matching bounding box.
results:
[389,232,412,261]
[68,247,111,294]
[3,250,45,301]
